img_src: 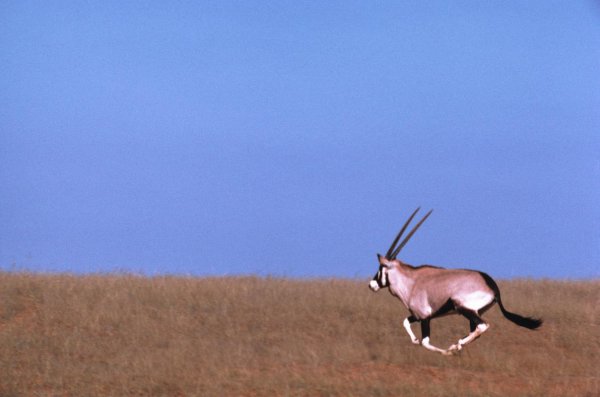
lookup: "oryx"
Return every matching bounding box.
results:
[369,208,542,355]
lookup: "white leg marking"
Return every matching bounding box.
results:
[403,318,420,344]
[449,323,490,352]
[421,337,453,356]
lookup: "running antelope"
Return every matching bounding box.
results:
[369,208,542,355]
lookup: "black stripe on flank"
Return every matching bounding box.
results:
[430,299,456,319]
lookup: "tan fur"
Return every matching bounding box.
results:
[371,209,541,355]
[381,258,495,320]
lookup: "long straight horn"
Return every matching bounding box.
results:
[385,207,421,259]
[390,209,433,259]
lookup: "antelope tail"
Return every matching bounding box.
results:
[479,272,543,330]
[497,298,543,329]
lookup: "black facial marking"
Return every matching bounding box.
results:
[371,265,387,288]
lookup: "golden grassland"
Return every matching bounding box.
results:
[0,272,598,396]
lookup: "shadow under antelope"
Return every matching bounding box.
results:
[368,208,542,355]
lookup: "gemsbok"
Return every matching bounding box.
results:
[369,208,542,355]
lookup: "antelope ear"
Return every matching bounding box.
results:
[377,254,391,267]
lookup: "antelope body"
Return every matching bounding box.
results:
[369,208,542,355]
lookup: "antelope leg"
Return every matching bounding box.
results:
[403,316,420,344]
[422,337,454,355]
[450,322,490,352]
[420,319,453,355]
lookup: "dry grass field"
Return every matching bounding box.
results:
[0,272,598,396]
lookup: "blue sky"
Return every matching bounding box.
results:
[1,1,599,279]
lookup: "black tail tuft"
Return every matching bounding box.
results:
[498,304,543,329]
[479,272,543,330]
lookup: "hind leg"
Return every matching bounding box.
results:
[448,310,490,352]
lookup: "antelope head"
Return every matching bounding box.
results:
[369,207,433,292]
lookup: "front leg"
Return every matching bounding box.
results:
[403,315,420,344]
[420,319,454,355]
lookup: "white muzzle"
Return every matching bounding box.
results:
[369,280,380,292]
